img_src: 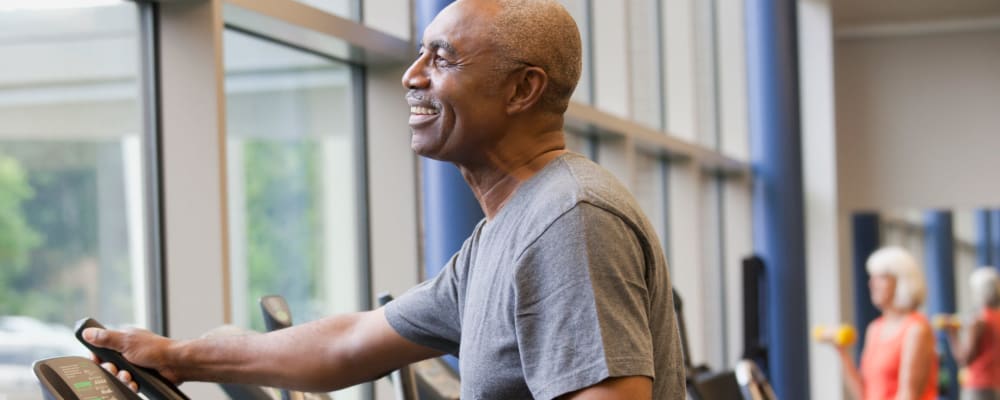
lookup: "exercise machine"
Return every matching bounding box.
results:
[674,286,778,400]
[256,295,330,400]
[33,317,189,400]
[377,293,460,400]
[35,356,144,400]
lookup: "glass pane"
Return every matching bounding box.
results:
[223,29,363,396]
[634,153,668,253]
[558,0,592,104]
[0,2,147,397]
[296,0,356,20]
[564,131,592,158]
[695,0,720,149]
[629,0,664,130]
[662,0,699,142]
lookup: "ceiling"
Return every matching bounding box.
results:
[833,0,1000,26]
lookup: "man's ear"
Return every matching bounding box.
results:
[506,66,548,115]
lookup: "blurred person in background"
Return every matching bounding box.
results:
[821,246,938,400]
[943,267,1000,400]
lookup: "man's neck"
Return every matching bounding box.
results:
[459,130,567,220]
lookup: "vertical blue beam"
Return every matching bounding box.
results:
[924,210,956,313]
[925,210,958,400]
[991,210,1000,267]
[414,0,473,279]
[422,160,482,279]
[415,0,468,372]
[746,0,809,398]
[851,213,881,357]
[975,209,993,267]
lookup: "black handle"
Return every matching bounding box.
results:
[377,292,394,307]
[259,295,293,331]
[74,318,190,400]
[258,295,302,400]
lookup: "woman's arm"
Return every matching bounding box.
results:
[834,323,874,400]
[837,345,864,400]
[895,322,935,400]
[947,319,985,366]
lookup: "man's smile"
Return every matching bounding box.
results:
[408,104,440,126]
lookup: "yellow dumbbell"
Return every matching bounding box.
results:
[958,367,968,387]
[932,314,962,330]
[812,324,858,347]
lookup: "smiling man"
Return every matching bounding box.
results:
[84,1,685,398]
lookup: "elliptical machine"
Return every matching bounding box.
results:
[674,284,777,400]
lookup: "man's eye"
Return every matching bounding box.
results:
[434,55,454,67]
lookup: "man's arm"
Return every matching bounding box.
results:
[557,376,652,400]
[84,307,444,392]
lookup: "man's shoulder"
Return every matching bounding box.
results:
[525,152,634,212]
[495,153,647,248]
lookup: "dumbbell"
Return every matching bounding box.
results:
[932,314,962,330]
[812,324,858,347]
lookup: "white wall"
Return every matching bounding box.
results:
[836,29,1000,211]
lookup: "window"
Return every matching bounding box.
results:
[633,152,670,254]
[0,1,149,396]
[564,130,595,159]
[296,0,358,20]
[224,29,365,347]
[557,0,593,105]
[628,0,665,130]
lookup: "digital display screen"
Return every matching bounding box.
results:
[50,359,127,400]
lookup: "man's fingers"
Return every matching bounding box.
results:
[117,369,140,393]
[100,362,118,376]
[82,327,118,348]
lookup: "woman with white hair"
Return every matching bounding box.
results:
[943,267,1000,400]
[825,246,938,400]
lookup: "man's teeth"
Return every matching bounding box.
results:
[410,106,439,115]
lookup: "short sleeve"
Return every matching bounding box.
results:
[384,249,465,356]
[514,203,654,400]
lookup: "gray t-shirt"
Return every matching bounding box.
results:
[385,152,685,399]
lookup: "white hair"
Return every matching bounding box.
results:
[970,267,1000,308]
[866,246,926,311]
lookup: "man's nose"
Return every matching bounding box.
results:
[401,59,430,90]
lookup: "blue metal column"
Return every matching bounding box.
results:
[976,209,993,267]
[851,213,881,357]
[415,0,472,372]
[422,160,482,279]
[991,210,1000,267]
[746,0,809,397]
[925,211,958,400]
[414,0,476,279]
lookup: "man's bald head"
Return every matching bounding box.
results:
[480,0,582,115]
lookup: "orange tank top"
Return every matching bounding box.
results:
[966,308,1000,389]
[859,313,938,400]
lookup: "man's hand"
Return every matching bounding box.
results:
[83,327,183,390]
[90,359,139,393]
